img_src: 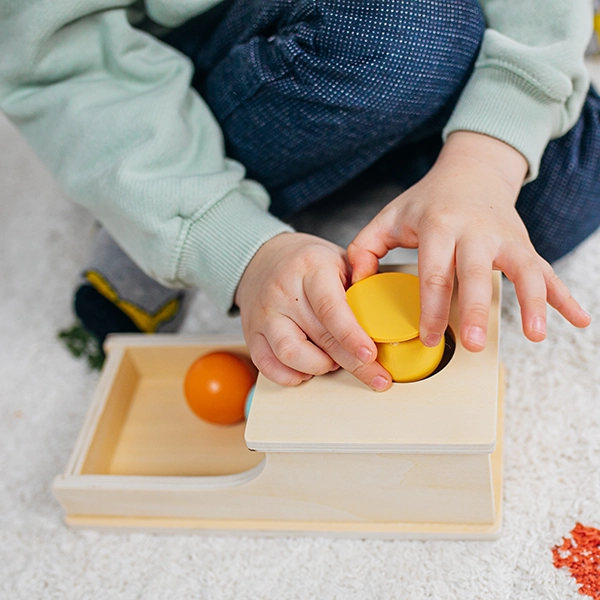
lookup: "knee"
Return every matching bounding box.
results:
[283,0,485,115]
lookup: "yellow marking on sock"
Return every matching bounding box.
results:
[595,13,600,40]
[84,270,180,334]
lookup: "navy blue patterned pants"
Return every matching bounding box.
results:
[166,0,600,263]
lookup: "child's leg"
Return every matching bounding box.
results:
[74,228,187,346]
[173,0,599,260]
[515,86,600,263]
[167,0,485,217]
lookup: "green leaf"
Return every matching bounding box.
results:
[57,323,105,370]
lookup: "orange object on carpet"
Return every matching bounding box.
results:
[553,523,600,600]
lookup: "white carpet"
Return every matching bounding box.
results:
[1,62,600,599]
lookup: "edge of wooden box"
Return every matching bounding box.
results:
[53,365,504,540]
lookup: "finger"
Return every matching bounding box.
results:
[305,264,378,367]
[455,239,495,351]
[416,226,456,348]
[303,268,393,391]
[304,320,393,391]
[329,343,393,392]
[279,309,392,391]
[247,332,312,387]
[264,315,338,376]
[494,244,548,342]
[347,205,408,283]
[539,261,592,328]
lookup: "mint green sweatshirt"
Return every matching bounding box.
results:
[0,1,593,312]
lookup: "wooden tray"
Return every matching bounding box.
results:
[53,269,503,539]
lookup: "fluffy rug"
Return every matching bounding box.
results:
[1,62,600,599]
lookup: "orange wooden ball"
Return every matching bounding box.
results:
[184,351,257,425]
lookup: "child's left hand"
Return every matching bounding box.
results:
[234,232,393,391]
[347,131,591,352]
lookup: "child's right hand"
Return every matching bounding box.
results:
[347,131,592,352]
[234,232,393,391]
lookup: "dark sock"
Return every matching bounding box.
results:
[74,284,141,346]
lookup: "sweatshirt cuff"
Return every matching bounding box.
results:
[443,65,564,183]
[175,191,294,313]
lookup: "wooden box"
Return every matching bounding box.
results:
[53,266,503,539]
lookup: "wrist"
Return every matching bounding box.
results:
[234,232,295,309]
[441,131,528,196]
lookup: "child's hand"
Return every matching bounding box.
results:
[348,131,591,352]
[235,232,393,390]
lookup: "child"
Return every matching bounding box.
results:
[0,0,597,391]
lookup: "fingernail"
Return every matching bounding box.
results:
[531,316,546,335]
[424,333,441,348]
[357,346,373,364]
[370,375,389,392]
[466,326,486,348]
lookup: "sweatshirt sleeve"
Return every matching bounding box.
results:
[0,1,293,312]
[443,0,594,182]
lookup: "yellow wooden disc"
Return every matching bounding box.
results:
[346,272,421,343]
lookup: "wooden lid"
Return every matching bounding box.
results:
[245,266,501,455]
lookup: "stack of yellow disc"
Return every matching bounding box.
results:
[346,272,444,383]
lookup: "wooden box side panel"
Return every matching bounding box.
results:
[80,350,140,475]
[123,340,251,380]
[54,452,494,525]
[257,452,495,525]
